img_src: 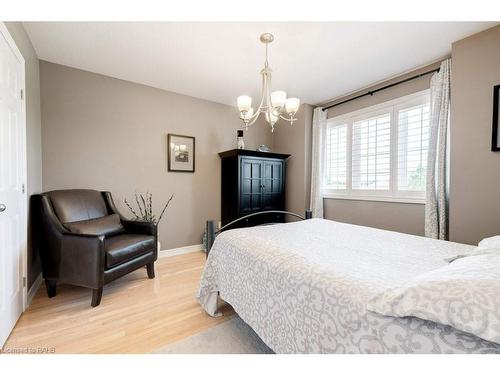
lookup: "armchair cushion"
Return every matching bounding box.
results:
[105,234,155,268]
[48,189,108,223]
[65,214,124,237]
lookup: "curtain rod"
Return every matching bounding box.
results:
[321,67,440,112]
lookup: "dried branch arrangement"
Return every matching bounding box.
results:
[124,192,174,225]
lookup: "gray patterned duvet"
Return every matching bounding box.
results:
[197,219,500,353]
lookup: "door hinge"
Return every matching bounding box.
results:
[22,184,25,194]
[23,277,26,288]
[20,89,24,100]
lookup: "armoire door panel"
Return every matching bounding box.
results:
[241,194,251,212]
[241,179,251,193]
[262,194,272,209]
[242,162,252,178]
[272,179,282,193]
[251,162,262,179]
[251,194,261,210]
[251,179,261,193]
[240,157,264,212]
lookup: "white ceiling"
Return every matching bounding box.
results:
[24,22,496,106]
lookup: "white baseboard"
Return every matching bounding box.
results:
[27,273,43,307]
[158,244,204,258]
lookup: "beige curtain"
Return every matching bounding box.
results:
[425,59,451,240]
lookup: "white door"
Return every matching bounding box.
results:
[0,23,27,348]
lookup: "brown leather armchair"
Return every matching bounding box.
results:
[33,189,158,307]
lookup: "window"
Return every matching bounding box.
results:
[352,113,391,190]
[397,104,430,191]
[325,123,347,189]
[323,91,430,203]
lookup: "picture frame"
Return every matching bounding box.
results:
[167,134,195,172]
[491,84,500,151]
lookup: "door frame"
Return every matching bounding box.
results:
[0,22,28,312]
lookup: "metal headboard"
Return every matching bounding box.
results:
[206,209,312,255]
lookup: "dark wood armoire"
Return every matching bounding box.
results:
[219,149,290,229]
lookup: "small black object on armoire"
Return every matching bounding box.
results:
[219,149,290,228]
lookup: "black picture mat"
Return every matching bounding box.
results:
[491,84,500,151]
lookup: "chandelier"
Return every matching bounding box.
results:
[237,33,300,133]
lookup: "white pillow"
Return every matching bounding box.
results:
[442,236,500,263]
[445,247,500,263]
[367,254,500,344]
[478,235,500,250]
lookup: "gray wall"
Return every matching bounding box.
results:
[449,25,500,245]
[40,61,272,250]
[4,22,43,288]
[324,199,424,234]
[272,104,313,217]
[318,62,442,236]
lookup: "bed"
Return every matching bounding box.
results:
[197,217,500,354]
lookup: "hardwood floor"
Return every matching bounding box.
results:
[5,251,234,353]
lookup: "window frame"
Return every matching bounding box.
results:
[322,90,430,205]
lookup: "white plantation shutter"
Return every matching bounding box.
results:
[397,104,430,191]
[322,90,430,203]
[352,113,391,190]
[325,124,347,189]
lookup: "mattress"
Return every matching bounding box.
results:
[197,219,500,353]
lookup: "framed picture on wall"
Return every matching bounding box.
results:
[491,84,500,151]
[167,134,195,172]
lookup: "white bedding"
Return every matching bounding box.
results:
[368,253,500,344]
[197,219,500,353]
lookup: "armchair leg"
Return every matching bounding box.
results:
[45,279,57,298]
[146,262,155,279]
[91,287,103,307]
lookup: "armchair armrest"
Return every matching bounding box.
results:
[60,233,105,289]
[33,194,106,289]
[121,220,157,237]
[101,191,158,237]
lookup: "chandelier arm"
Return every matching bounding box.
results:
[244,110,263,127]
[279,114,298,122]
[239,73,266,129]
[246,107,262,122]
[240,106,263,128]
[254,69,267,114]
[265,71,273,115]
